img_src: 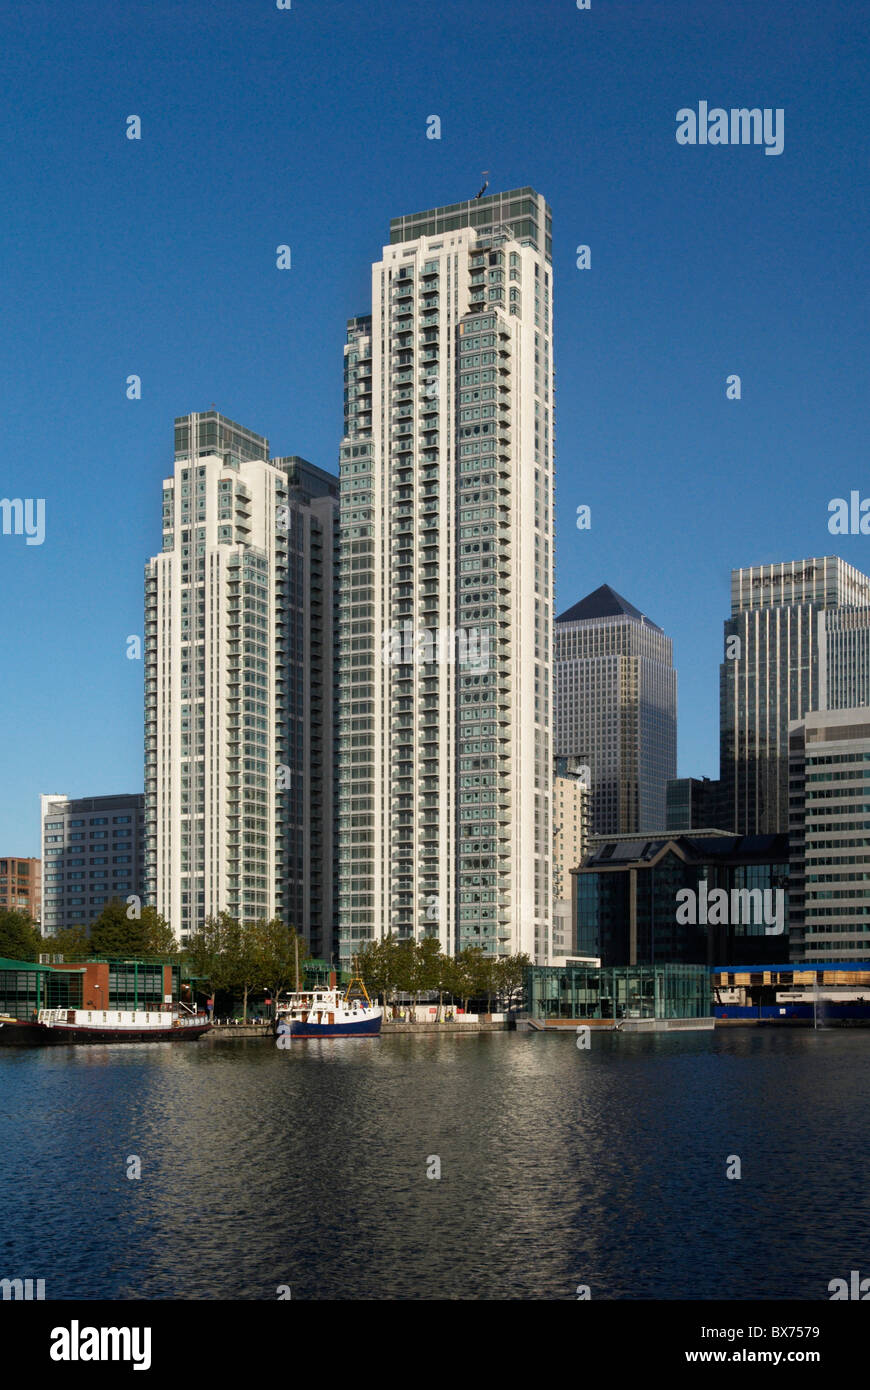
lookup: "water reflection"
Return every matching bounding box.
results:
[0,1030,868,1299]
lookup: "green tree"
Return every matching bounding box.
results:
[43,922,91,959]
[477,952,500,1016]
[496,953,530,1013]
[223,918,263,1022]
[88,899,148,956]
[0,909,41,962]
[185,912,240,1009]
[140,906,179,956]
[437,952,462,1018]
[417,936,447,1020]
[253,918,309,1016]
[359,933,404,1011]
[393,938,420,1012]
[453,947,487,1014]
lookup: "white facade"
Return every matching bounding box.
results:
[145,414,288,940]
[338,190,554,963]
[550,762,589,965]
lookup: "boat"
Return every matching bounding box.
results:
[0,954,211,1045]
[0,1005,211,1045]
[0,1015,44,1046]
[275,970,382,1038]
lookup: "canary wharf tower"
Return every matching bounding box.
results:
[337,189,554,965]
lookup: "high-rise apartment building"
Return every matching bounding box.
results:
[720,557,870,835]
[276,455,340,960]
[337,189,554,964]
[40,794,144,933]
[0,857,41,922]
[552,758,589,962]
[789,708,870,963]
[144,412,338,947]
[554,585,677,835]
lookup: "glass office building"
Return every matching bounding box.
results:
[720,557,870,834]
[525,962,710,1021]
[574,833,791,966]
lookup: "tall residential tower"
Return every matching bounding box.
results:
[337,189,554,964]
[144,412,338,947]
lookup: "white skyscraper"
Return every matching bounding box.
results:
[337,189,554,964]
[145,413,289,940]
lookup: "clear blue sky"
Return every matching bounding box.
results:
[1,0,867,856]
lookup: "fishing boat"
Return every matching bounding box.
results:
[275,970,382,1038]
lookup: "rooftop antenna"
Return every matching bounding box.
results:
[474,171,489,200]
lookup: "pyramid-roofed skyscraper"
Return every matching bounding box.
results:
[555,585,677,835]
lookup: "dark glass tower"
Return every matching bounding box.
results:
[719,557,870,834]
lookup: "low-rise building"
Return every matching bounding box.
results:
[524,961,711,1028]
[0,858,41,922]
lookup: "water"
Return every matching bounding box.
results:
[1,1028,867,1300]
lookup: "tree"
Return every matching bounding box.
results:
[89,900,148,957]
[43,922,90,959]
[437,952,462,1018]
[224,918,263,1023]
[477,952,500,1017]
[453,947,487,1014]
[393,938,419,1005]
[417,936,447,1020]
[496,953,530,1013]
[185,912,240,1008]
[0,909,41,962]
[140,906,179,956]
[358,933,403,1011]
[253,918,309,1016]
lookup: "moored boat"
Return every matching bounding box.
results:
[0,954,211,1044]
[275,970,382,1038]
[0,1006,211,1045]
[38,1005,210,1043]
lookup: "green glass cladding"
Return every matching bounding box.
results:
[108,961,178,1008]
[390,187,552,262]
[525,963,710,1021]
[0,964,83,1018]
[173,411,269,464]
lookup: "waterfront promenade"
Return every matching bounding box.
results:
[207,1016,509,1037]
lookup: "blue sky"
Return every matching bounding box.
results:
[0,0,867,856]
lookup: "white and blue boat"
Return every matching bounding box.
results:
[275,972,382,1039]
